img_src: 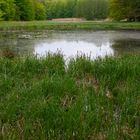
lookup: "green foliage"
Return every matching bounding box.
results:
[34,1,46,20]
[0,0,139,21]
[0,10,4,20]
[45,0,69,19]
[0,55,140,139]
[15,0,35,21]
[0,21,140,31]
[45,0,109,20]
[0,0,16,21]
[76,0,109,20]
[110,0,140,21]
[0,1,4,20]
[65,0,77,17]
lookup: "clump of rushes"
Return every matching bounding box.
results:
[0,54,140,139]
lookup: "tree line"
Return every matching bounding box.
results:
[0,0,139,21]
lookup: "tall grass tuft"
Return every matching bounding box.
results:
[0,54,140,139]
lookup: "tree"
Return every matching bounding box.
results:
[34,1,46,20]
[15,0,35,21]
[76,0,109,20]
[3,0,136,21]
[0,1,4,20]
[0,10,4,20]
[0,0,16,20]
[127,0,140,21]
[45,0,57,19]
[64,0,77,17]
[110,0,140,21]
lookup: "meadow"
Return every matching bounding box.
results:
[0,21,140,31]
[0,53,140,139]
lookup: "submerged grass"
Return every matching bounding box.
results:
[0,54,140,139]
[0,21,140,31]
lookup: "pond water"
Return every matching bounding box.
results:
[0,30,140,60]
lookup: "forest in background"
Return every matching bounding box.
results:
[0,0,140,21]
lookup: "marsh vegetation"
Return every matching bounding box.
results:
[0,54,140,139]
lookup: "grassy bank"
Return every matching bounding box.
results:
[0,21,140,31]
[0,54,140,139]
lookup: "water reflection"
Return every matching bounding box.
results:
[34,40,114,59]
[112,39,140,55]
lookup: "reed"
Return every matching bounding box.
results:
[0,54,140,139]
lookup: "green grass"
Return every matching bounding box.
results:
[0,54,140,139]
[0,21,140,31]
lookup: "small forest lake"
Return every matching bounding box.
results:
[0,30,140,60]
